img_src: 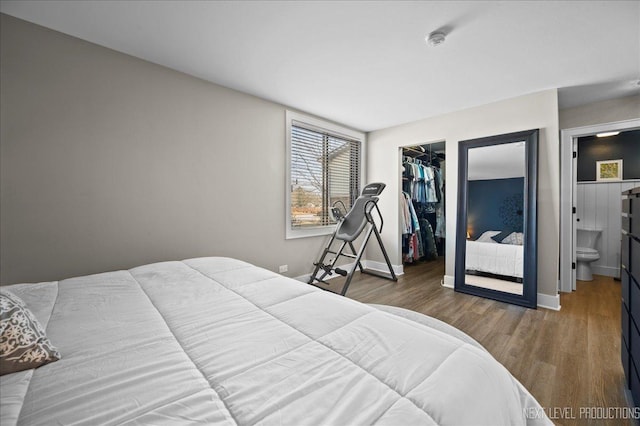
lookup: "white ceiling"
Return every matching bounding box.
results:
[1,0,638,132]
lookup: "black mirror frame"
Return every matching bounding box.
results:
[454,129,538,308]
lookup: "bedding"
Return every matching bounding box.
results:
[500,232,524,246]
[466,240,524,278]
[475,230,501,243]
[0,257,549,425]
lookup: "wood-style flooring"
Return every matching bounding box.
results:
[321,258,631,426]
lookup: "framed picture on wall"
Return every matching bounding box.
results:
[596,159,623,181]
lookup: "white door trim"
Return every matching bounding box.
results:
[571,138,578,291]
[559,118,640,293]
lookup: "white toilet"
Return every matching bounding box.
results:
[576,228,602,281]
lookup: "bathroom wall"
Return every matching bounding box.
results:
[576,180,640,277]
[577,130,640,181]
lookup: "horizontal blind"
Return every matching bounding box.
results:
[290,122,360,228]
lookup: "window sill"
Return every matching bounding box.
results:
[286,225,336,240]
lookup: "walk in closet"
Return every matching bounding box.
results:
[401,142,445,265]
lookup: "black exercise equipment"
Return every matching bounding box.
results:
[308,182,397,295]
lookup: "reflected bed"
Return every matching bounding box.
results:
[466,240,524,280]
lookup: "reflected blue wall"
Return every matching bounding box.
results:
[467,177,524,239]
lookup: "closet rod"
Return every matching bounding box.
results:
[404,146,425,156]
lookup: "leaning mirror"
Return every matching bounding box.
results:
[455,129,538,308]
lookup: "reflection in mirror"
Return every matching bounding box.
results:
[465,142,525,295]
[455,129,538,309]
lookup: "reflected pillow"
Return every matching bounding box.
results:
[501,232,524,245]
[476,231,501,243]
[491,230,513,243]
[0,290,61,376]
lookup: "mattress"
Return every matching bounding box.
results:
[0,257,550,425]
[466,240,524,278]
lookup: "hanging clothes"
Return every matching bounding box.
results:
[419,218,438,260]
[402,162,413,194]
[424,166,438,203]
[433,167,442,202]
[400,191,420,263]
[435,166,445,239]
[401,147,445,263]
[399,192,412,234]
[400,192,419,234]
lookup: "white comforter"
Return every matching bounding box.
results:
[466,240,524,278]
[0,257,549,425]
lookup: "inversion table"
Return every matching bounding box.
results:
[308,182,397,295]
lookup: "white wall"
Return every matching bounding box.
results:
[560,95,640,129]
[0,14,346,284]
[367,90,560,297]
[576,180,640,277]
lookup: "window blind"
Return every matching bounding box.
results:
[290,122,361,229]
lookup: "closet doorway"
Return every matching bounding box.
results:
[400,142,446,274]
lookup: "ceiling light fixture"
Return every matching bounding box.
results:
[596,131,620,138]
[426,31,446,47]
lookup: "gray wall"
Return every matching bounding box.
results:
[0,14,335,284]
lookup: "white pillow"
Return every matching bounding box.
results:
[476,231,501,243]
[501,232,524,245]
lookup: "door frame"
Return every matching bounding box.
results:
[559,118,640,293]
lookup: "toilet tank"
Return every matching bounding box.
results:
[576,228,601,249]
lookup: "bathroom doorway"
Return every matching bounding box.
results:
[560,120,640,292]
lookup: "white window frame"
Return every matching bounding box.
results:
[286,110,365,239]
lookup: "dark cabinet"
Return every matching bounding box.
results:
[622,187,640,405]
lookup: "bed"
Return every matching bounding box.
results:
[466,240,524,279]
[1,257,550,425]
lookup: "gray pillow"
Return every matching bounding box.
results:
[0,290,60,375]
[501,232,524,245]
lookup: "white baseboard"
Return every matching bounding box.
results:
[591,265,619,278]
[537,293,561,311]
[365,260,404,276]
[294,273,310,282]
[443,275,455,288]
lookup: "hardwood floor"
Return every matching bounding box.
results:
[327,258,631,425]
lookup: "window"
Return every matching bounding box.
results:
[286,111,364,239]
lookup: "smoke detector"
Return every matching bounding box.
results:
[426,31,446,47]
